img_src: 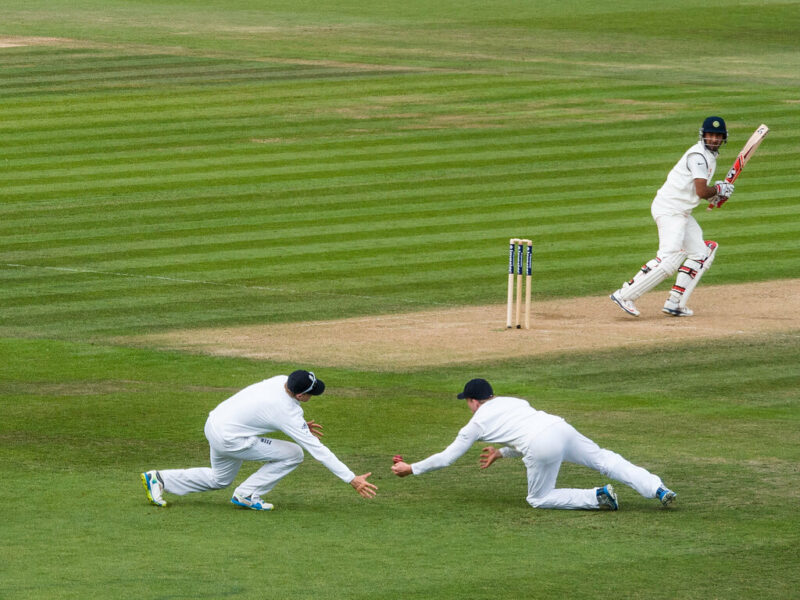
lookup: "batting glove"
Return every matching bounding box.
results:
[714,181,735,198]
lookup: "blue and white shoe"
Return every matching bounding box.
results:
[656,486,677,507]
[141,470,167,507]
[610,291,640,317]
[231,493,274,511]
[662,299,693,317]
[596,484,619,510]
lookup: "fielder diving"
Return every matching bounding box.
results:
[610,116,733,317]
[392,378,676,511]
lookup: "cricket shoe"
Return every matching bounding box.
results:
[141,470,167,507]
[610,291,640,317]
[656,486,677,507]
[596,484,619,511]
[662,299,693,317]
[231,493,274,511]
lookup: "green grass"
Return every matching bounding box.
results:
[2,1,799,338]
[2,336,799,599]
[1,1,799,598]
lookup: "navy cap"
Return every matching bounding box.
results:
[457,378,494,400]
[287,370,325,396]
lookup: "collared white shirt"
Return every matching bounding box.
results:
[206,375,355,482]
[412,396,564,474]
[653,141,718,214]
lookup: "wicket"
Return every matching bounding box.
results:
[506,238,532,329]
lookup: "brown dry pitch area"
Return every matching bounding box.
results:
[137,280,800,371]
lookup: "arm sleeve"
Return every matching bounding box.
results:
[499,447,523,459]
[283,420,355,484]
[686,153,710,180]
[411,421,482,475]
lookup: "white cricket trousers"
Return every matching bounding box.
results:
[160,420,305,498]
[653,209,707,263]
[524,421,663,509]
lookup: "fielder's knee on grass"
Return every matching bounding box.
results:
[526,495,549,509]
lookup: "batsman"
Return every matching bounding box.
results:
[610,116,733,317]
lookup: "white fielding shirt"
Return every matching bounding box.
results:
[653,141,717,214]
[206,375,355,483]
[411,396,564,474]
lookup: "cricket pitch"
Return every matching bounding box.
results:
[135,280,800,371]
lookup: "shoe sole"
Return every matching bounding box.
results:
[231,497,274,511]
[662,308,692,317]
[140,472,167,507]
[660,492,677,507]
[610,294,639,317]
[599,485,619,511]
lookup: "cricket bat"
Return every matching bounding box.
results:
[708,123,769,210]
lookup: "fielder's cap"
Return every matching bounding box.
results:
[287,369,325,396]
[457,378,494,400]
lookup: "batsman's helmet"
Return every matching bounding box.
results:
[699,116,727,153]
[700,116,727,138]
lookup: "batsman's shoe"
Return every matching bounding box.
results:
[141,470,167,507]
[610,291,640,317]
[231,493,274,511]
[662,299,694,317]
[596,485,619,511]
[656,486,677,507]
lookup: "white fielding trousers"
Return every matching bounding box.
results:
[160,420,305,498]
[524,421,663,509]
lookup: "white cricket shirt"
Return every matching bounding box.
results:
[411,396,564,474]
[652,141,717,214]
[206,375,355,483]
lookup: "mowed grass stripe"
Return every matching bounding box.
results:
[3,189,795,260]
[1,170,791,250]
[5,160,793,201]
[2,168,787,236]
[4,197,797,288]
[0,58,402,97]
[2,66,786,136]
[12,116,780,189]
[5,235,797,307]
[0,141,683,187]
[1,138,788,217]
[0,66,695,114]
[2,120,701,169]
[5,210,797,286]
[13,107,789,166]
[5,97,790,147]
[3,117,791,186]
[3,104,789,160]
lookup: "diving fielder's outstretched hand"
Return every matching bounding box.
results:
[391,461,413,477]
[306,420,323,439]
[350,473,378,498]
[480,446,503,469]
